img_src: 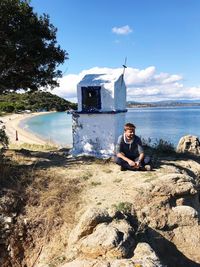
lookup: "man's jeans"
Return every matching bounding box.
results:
[115,156,151,170]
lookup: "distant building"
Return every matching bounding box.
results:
[24,110,31,113]
[72,72,127,158]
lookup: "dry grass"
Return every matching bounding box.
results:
[22,169,83,266]
[90,181,102,186]
[9,142,58,151]
[0,155,24,189]
[80,170,93,180]
[0,160,12,185]
[1,149,84,267]
[102,167,113,173]
[113,178,122,183]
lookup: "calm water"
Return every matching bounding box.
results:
[20,107,200,147]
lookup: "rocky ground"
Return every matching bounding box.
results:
[1,145,200,267]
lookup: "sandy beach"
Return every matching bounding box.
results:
[0,112,54,146]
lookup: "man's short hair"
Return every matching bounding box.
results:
[124,122,136,131]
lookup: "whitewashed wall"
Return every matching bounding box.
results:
[114,77,126,110]
[72,112,126,158]
[100,87,114,111]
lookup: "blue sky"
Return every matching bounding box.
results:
[31,0,200,102]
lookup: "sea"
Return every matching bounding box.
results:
[20,106,200,147]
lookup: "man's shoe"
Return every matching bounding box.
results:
[144,164,152,171]
[140,164,152,171]
[120,166,127,171]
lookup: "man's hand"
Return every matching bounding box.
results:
[134,161,141,168]
[127,159,136,167]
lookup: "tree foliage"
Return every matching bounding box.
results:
[0,0,68,93]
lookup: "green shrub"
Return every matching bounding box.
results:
[141,137,152,147]
[113,202,132,214]
[153,138,175,153]
[142,137,175,154]
[14,103,25,111]
[0,102,15,112]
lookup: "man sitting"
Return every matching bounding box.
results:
[115,122,151,171]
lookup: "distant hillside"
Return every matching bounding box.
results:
[0,91,77,113]
[127,99,200,107]
[152,99,200,105]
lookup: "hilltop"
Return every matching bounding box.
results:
[1,143,200,267]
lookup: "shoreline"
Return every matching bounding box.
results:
[0,112,57,147]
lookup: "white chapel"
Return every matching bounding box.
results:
[72,71,127,158]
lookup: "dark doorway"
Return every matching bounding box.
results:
[81,86,101,112]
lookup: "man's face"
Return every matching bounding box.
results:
[125,128,135,141]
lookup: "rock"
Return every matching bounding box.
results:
[64,207,165,266]
[172,225,200,263]
[176,135,200,155]
[151,174,197,197]
[3,216,13,224]
[110,259,144,267]
[133,169,200,266]
[61,259,110,267]
[135,173,199,230]
[172,205,198,218]
[132,242,163,267]
[79,220,135,259]
[168,205,198,227]
[62,258,159,267]
[68,207,111,245]
[67,208,136,260]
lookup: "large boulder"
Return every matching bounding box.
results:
[132,242,163,267]
[135,173,199,231]
[67,207,136,261]
[172,225,200,263]
[78,220,135,259]
[62,254,163,267]
[68,207,111,246]
[63,207,164,266]
[61,259,110,267]
[62,242,163,267]
[133,172,200,266]
[177,135,200,155]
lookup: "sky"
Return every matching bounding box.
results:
[31,0,200,102]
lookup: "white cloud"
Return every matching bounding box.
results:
[112,25,133,35]
[154,73,182,84]
[52,74,79,99]
[51,66,200,103]
[125,66,156,85]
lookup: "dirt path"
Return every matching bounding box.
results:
[7,148,199,213]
